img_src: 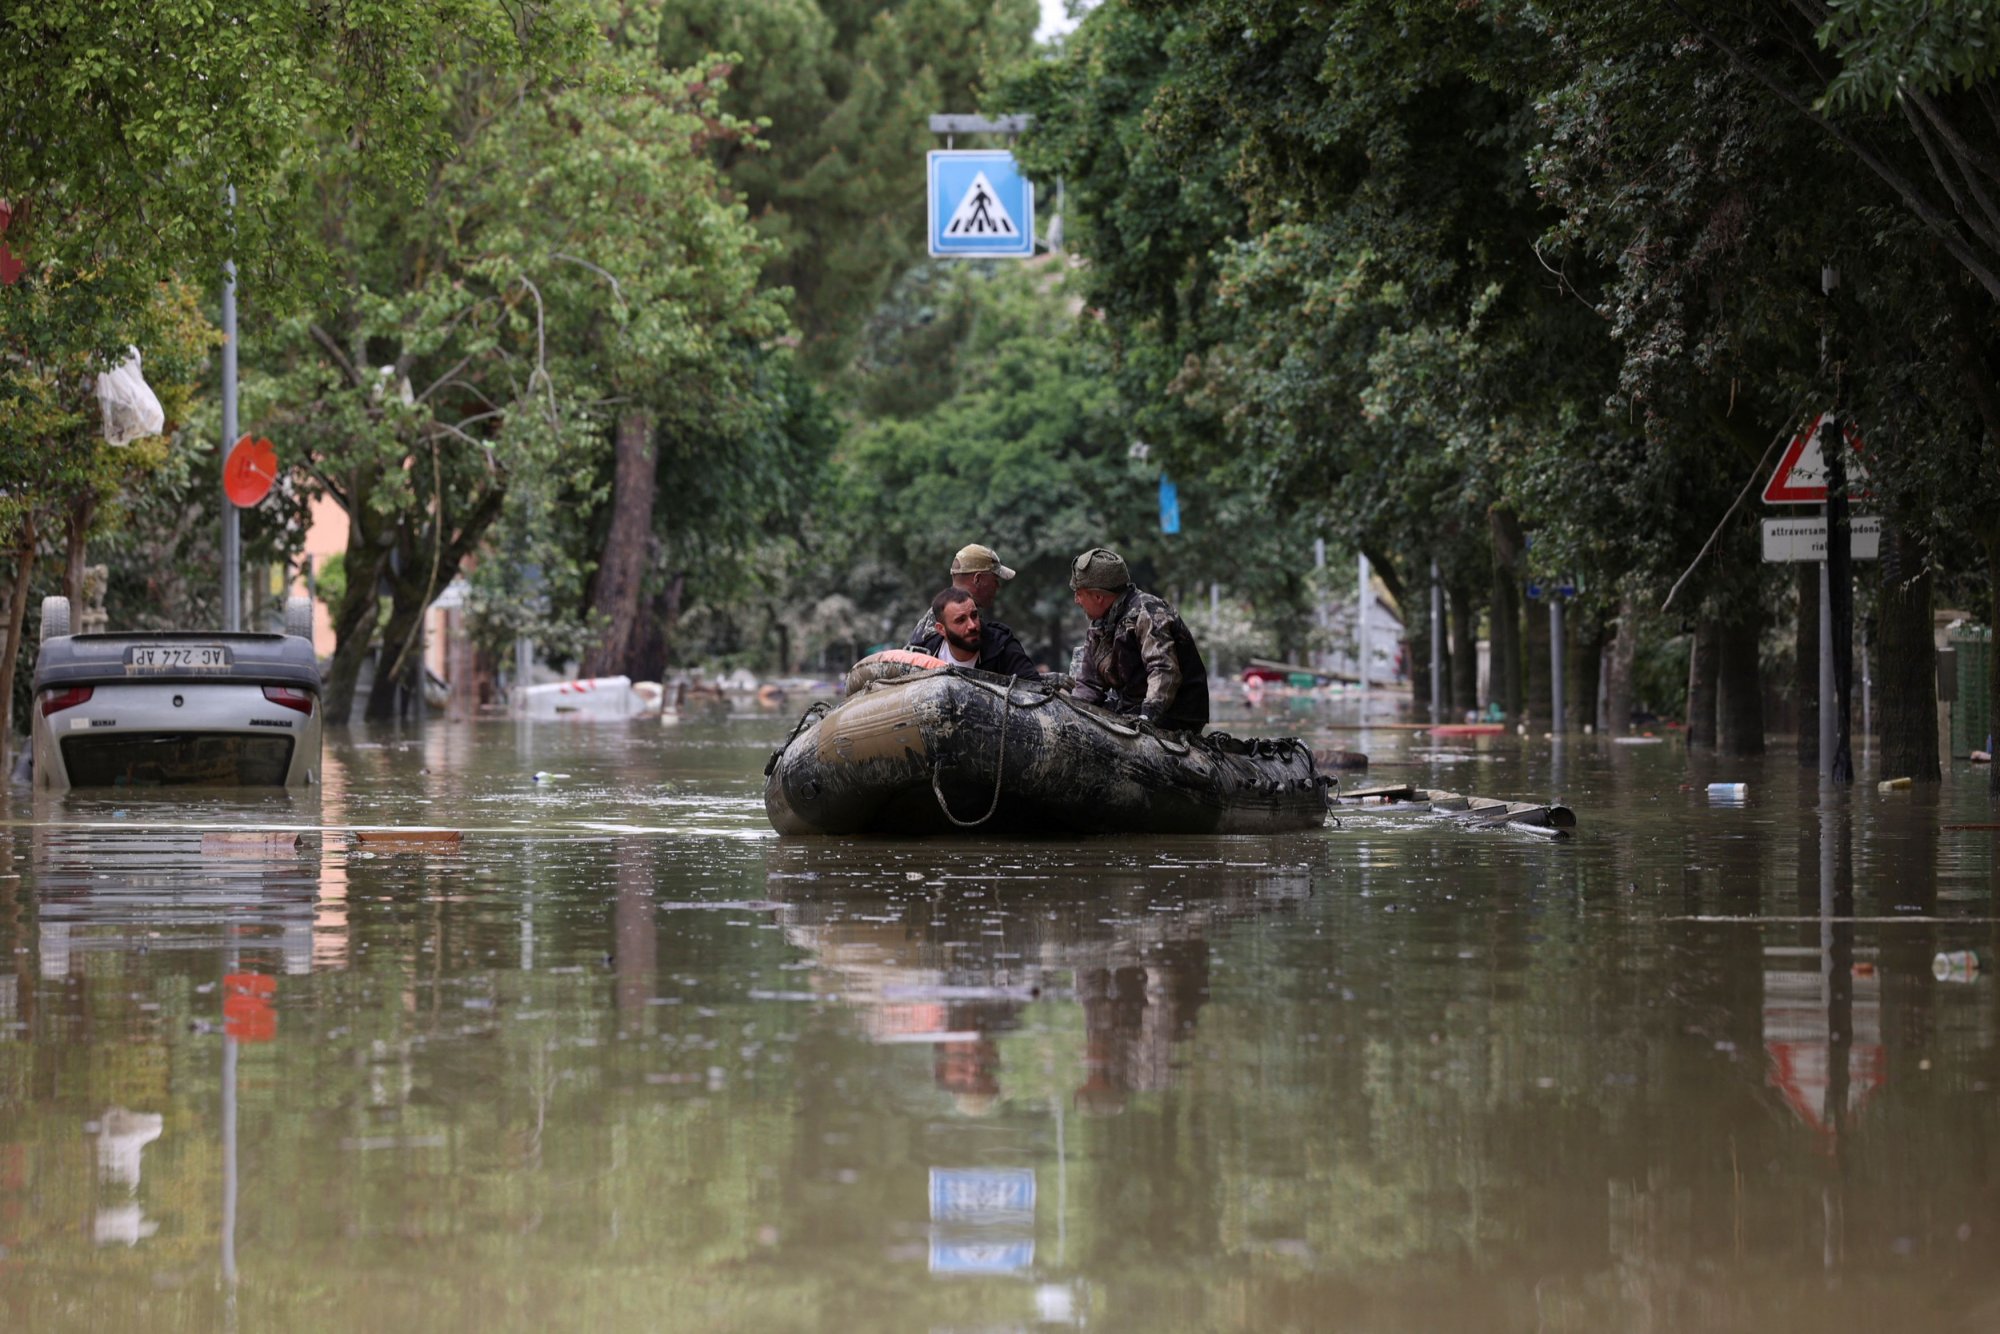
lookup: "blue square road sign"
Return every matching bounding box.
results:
[928,150,1036,259]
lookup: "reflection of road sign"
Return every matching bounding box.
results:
[224,434,279,507]
[1760,515,1882,562]
[930,1167,1035,1223]
[1764,414,1870,504]
[224,972,277,1042]
[928,151,1035,258]
[929,1238,1035,1275]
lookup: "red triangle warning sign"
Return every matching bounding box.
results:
[1763,414,1869,505]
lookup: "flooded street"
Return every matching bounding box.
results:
[4,704,2000,1331]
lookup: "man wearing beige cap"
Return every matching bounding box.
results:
[905,544,1038,674]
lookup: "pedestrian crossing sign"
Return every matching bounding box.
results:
[928,150,1036,258]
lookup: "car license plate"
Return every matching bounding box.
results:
[124,644,233,672]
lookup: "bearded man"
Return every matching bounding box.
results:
[907,587,1040,678]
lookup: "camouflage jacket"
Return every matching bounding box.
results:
[1074,586,1209,731]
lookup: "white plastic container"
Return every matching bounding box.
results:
[1706,782,1748,801]
[516,675,656,721]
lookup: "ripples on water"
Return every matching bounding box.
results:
[2,709,1998,1331]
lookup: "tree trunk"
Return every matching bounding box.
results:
[1,525,37,764]
[630,570,684,685]
[1605,595,1637,736]
[1449,584,1479,715]
[63,496,93,612]
[580,409,657,679]
[1488,508,1523,719]
[321,541,387,726]
[1407,604,1431,716]
[365,580,427,723]
[1716,601,1766,757]
[1687,619,1719,748]
[1796,563,1819,768]
[1877,522,1940,782]
[1524,592,1552,729]
[1570,613,1604,734]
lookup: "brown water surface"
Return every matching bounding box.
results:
[3,707,1998,1331]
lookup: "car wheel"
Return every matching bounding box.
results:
[283,595,314,640]
[39,595,70,641]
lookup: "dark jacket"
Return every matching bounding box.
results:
[1075,586,1208,731]
[907,615,1041,679]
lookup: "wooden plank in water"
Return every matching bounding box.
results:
[1338,783,1418,803]
[354,828,464,853]
[202,831,304,856]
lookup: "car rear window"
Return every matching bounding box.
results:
[61,733,296,787]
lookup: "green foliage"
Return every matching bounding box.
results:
[657,0,1039,374]
[0,0,595,299]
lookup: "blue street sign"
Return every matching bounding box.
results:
[928,151,1036,258]
[1159,474,1181,534]
[930,1168,1035,1223]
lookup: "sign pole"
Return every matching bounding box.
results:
[1826,416,1855,783]
[1819,559,1834,781]
[1550,595,1565,735]
[1356,553,1370,693]
[220,250,241,632]
[1429,558,1443,725]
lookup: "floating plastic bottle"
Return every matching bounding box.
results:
[1934,950,1981,983]
[1706,782,1748,801]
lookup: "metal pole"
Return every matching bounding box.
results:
[1819,559,1834,781]
[220,249,241,632]
[1312,538,1328,674]
[1861,621,1871,765]
[1356,553,1371,693]
[1550,596,1566,734]
[1429,559,1443,724]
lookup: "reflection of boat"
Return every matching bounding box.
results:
[764,667,1329,835]
[767,841,1308,1114]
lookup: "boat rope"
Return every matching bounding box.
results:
[763,700,831,776]
[930,675,1020,828]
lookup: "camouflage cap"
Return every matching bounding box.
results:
[1069,547,1130,591]
[950,543,1016,580]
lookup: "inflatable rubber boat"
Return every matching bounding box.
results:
[763,654,1329,836]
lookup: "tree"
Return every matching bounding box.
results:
[0,0,593,298]
[258,24,786,722]
[657,0,1039,373]
[0,268,214,758]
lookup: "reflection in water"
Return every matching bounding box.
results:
[0,721,1998,1329]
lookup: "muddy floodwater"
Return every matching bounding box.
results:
[4,701,2000,1331]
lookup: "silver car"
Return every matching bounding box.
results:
[30,595,324,790]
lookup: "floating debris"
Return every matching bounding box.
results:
[353,828,464,854]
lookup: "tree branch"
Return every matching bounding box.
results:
[1664,0,2000,301]
[309,323,365,387]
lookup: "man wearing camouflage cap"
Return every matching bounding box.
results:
[1069,547,1209,732]
[906,543,1039,673]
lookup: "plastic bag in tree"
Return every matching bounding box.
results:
[96,347,165,446]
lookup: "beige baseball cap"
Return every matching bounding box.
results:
[951,543,1016,579]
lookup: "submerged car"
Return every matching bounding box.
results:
[30,595,324,790]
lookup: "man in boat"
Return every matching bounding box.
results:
[908,543,1019,632]
[907,587,1041,678]
[1068,547,1210,732]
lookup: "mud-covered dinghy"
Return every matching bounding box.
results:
[764,656,1329,836]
